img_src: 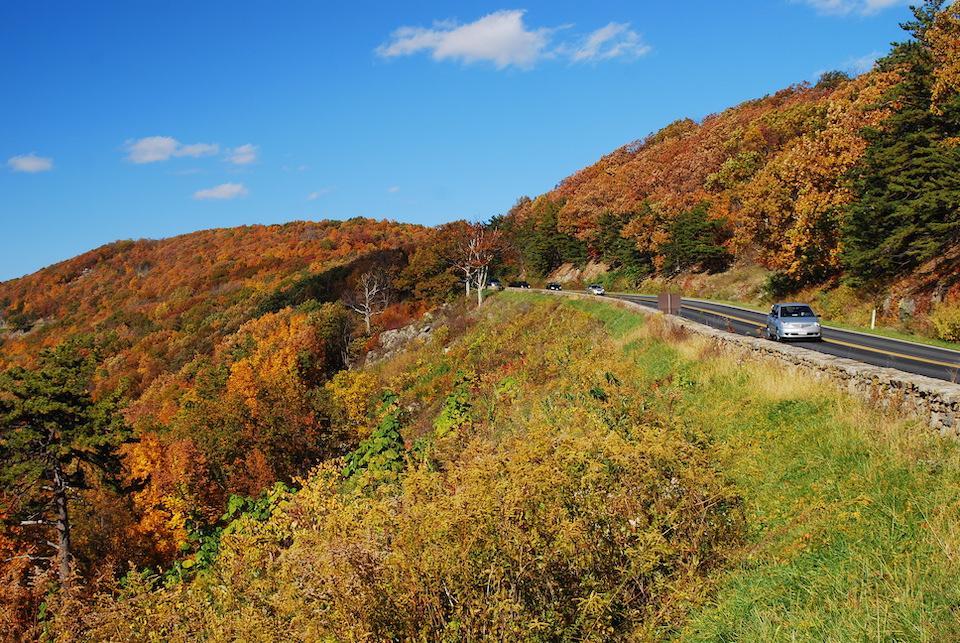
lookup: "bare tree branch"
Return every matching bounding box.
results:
[344,269,390,333]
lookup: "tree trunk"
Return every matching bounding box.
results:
[476,266,487,306]
[364,310,371,334]
[52,461,71,584]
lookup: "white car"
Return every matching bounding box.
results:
[766,303,822,341]
[588,284,606,296]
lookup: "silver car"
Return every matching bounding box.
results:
[588,284,606,295]
[766,303,822,341]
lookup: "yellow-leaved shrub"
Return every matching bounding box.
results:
[65,296,744,641]
[931,301,960,342]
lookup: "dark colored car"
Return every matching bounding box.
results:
[487,279,504,291]
[546,282,563,291]
[509,281,531,289]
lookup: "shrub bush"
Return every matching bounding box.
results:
[67,297,745,640]
[931,301,960,342]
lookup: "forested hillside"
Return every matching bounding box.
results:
[496,1,960,337]
[0,217,502,637]
[5,1,960,639]
[40,293,960,640]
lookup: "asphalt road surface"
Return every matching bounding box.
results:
[603,293,960,383]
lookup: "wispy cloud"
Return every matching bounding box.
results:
[124,136,219,164]
[376,10,649,70]
[387,185,401,193]
[846,50,881,74]
[178,143,219,157]
[813,50,882,81]
[7,153,53,173]
[193,182,248,200]
[796,0,904,16]
[307,188,333,200]
[570,22,650,62]
[227,143,258,165]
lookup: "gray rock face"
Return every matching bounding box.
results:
[365,322,434,365]
[542,291,960,437]
[899,297,917,320]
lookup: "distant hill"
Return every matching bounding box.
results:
[497,1,960,324]
[0,218,429,392]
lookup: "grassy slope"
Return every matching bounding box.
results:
[511,292,960,641]
[69,291,960,640]
[70,290,743,640]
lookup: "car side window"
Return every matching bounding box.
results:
[770,305,778,317]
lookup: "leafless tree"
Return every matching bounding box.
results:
[445,226,476,299]
[470,228,504,306]
[345,269,390,333]
[442,221,506,305]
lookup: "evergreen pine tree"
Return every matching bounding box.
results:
[660,204,732,274]
[0,338,129,583]
[843,0,960,283]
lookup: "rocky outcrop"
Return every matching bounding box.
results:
[365,317,435,365]
[544,291,960,436]
[548,261,609,284]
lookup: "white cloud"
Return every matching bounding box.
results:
[387,185,401,193]
[124,136,219,163]
[7,153,53,173]
[846,51,881,74]
[125,136,178,163]
[797,0,904,15]
[307,188,333,200]
[377,10,551,69]
[377,11,651,69]
[227,143,258,165]
[571,23,650,62]
[178,143,220,158]
[813,50,883,81]
[193,182,248,200]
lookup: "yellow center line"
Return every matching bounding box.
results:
[820,337,959,369]
[682,304,765,328]
[680,304,960,371]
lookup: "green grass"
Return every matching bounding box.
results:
[509,291,960,641]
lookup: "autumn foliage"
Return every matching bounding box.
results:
[62,296,744,640]
[497,1,960,293]
[5,2,960,637]
[500,71,899,285]
[0,218,453,636]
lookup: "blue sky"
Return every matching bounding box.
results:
[0,0,913,280]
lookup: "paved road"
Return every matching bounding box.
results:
[604,293,960,382]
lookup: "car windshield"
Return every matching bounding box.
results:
[781,305,815,318]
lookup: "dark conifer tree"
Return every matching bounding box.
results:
[843,0,960,283]
[0,338,129,583]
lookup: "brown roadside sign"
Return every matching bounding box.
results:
[658,292,682,315]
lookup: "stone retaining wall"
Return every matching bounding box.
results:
[545,291,960,436]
